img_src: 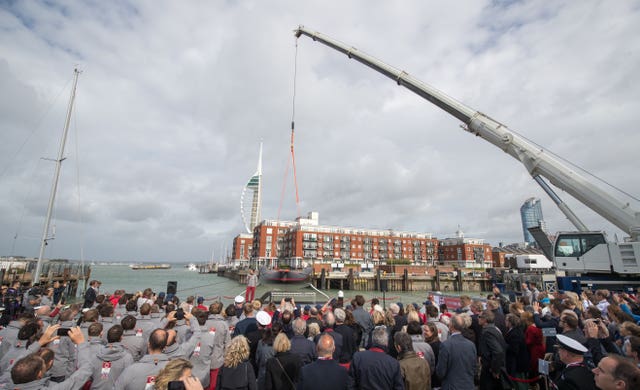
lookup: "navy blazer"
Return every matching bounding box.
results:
[436,333,477,390]
[297,358,348,390]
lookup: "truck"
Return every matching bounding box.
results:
[294,26,640,293]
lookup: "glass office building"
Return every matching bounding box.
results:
[520,197,546,245]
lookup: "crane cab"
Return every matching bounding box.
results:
[554,231,640,274]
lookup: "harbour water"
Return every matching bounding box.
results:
[88,264,474,307]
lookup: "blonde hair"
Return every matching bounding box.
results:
[407,310,420,324]
[273,332,291,353]
[307,323,320,339]
[154,358,193,390]
[224,336,250,368]
[372,310,385,326]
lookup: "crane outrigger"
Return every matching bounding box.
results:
[294,26,640,292]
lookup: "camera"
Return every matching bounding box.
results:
[57,328,71,337]
[284,297,292,303]
[175,308,185,320]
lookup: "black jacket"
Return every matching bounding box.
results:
[265,351,302,390]
[479,325,506,375]
[216,361,257,390]
[290,335,316,366]
[505,326,529,374]
[298,358,349,390]
[334,324,357,363]
[349,347,404,390]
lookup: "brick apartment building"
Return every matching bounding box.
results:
[232,212,439,268]
[438,233,493,268]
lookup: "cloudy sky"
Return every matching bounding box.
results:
[1,1,639,263]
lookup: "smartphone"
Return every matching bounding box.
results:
[57,328,71,337]
[175,308,185,320]
[167,381,186,390]
[284,297,292,303]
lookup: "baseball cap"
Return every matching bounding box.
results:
[197,297,204,303]
[304,305,311,311]
[256,311,271,326]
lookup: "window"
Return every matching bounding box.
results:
[555,234,606,257]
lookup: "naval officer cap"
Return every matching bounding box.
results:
[556,334,587,355]
[234,295,245,304]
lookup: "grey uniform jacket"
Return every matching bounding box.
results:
[204,314,231,370]
[114,353,170,390]
[0,321,22,358]
[89,342,134,390]
[120,329,146,362]
[9,342,93,390]
[48,321,78,379]
[185,327,217,388]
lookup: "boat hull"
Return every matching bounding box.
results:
[130,264,171,270]
[259,267,311,283]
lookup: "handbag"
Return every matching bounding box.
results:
[275,357,296,389]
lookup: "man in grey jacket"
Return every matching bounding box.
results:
[436,314,477,390]
[204,301,231,389]
[185,310,217,388]
[9,326,91,390]
[89,325,134,390]
[120,315,145,362]
[352,295,373,349]
[115,328,170,390]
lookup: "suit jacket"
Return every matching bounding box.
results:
[297,358,348,390]
[479,325,506,375]
[554,364,597,390]
[83,286,97,309]
[436,333,477,390]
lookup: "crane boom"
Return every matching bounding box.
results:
[295,26,640,242]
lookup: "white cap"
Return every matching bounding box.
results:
[556,334,587,354]
[338,290,344,298]
[256,311,271,326]
[234,295,245,304]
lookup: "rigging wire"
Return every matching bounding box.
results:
[0,77,73,181]
[290,37,302,219]
[72,95,87,295]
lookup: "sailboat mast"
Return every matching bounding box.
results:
[34,68,81,284]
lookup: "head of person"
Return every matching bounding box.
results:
[317,333,335,359]
[426,305,439,319]
[355,295,365,307]
[505,313,521,330]
[556,334,586,365]
[292,318,307,336]
[394,331,414,355]
[560,313,579,332]
[334,308,346,325]
[223,336,250,368]
[234,295,245,308]
[121,315,137,331]
[273,333,291,353]
[243,302,254,317]
[450,314,466,333]
[99,304,114,318]
[209,301,223,315]
[478,310,495,326]
[372,325,389,348]
[107,325,124,343]
[423,322,439,343]
[323,311,336,329]
[125,300,137,313]
[139,303,151,316]
[154,358,194,390]
[11,355,46,384]
[626,336,640,362]
[35,347,54,372]
[592,354,640,390]
[88,322,104,338]
[148,329,168,353]
[307,323,320,339]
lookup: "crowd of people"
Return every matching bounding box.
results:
[0,278,639,390]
